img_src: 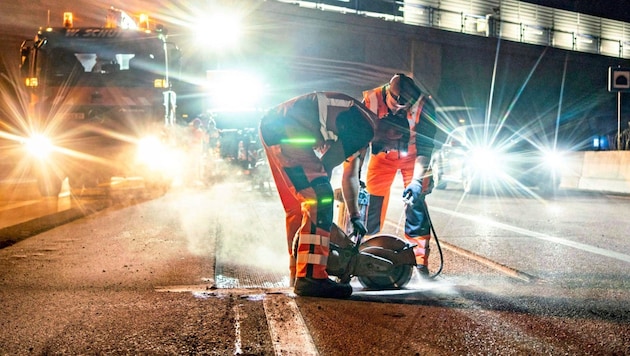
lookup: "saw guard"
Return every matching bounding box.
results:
[355,234,417,289]
[326,227,417,287]
[359,234,417,266]
[329,222,356,249]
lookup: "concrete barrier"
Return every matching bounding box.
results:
[560,151,630,194]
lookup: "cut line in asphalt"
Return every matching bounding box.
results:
[155,286,318,356]
[263,292,319,356]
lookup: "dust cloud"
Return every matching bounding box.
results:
[174,172,289,277]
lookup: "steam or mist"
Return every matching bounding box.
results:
[174,166,289,284]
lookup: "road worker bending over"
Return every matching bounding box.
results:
[259,92,377,298]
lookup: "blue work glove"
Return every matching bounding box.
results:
[403,169,434,204]
[350,216,367,236]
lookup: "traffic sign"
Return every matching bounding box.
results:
[608,67,630,92]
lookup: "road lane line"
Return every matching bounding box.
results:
[233,304,243,355]
[263,293,319,356]
[383,219,537,282]
[156,287,317,355]
[430,206,630,263]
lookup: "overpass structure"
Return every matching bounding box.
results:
[202,0,629,142]
[279,0,630,59]
[244,0,630,194]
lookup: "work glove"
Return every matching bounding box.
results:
[350,216,367,236]
[403,169,434,204]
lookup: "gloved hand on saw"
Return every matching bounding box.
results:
[350,216,367,236]
[403,168,434,205]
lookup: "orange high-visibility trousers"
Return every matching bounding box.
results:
[262,144,334,281]
[365,145,431,266]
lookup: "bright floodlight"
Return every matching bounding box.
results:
[470,147,501,171]
[196,13,242,49]
[542,149,564,169]
[136,135,181,171]
[205,70,265,110]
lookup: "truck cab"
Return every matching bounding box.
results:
[19,8,181,196]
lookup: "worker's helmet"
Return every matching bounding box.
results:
[190,118,202,128]
[321,105,375,172]
[336,105,375,154]
[389,73,422,107]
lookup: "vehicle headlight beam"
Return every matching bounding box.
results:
[23,134,54,159]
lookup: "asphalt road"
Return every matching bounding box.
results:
[0,178,629,355]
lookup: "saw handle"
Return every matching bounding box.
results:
[348,230,364,250]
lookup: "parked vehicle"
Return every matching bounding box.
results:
[430,124,564,196]
[19,7,181,196]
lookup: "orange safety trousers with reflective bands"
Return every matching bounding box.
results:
[263,144,333,280]
[366,144,431,266]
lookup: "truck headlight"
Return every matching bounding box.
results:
[24,134,54,159]
[136,135,183,174]
[137,136,164,168]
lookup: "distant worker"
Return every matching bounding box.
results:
[362,73,437,278]
[186,117,208,184]
[205,115,220,154]
[259,92,377,298]
[189,117,207,148]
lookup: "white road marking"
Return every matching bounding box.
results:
[429,206,630,263]
[156,286,318,355]
[263,293,319,356]
[233,304,243,355]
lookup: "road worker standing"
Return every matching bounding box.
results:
[363,73,437,278]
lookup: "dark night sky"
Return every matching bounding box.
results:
[522,0,630,23]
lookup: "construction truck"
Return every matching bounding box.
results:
[19,7,181,196]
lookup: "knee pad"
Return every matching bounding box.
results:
[311,176,334,229]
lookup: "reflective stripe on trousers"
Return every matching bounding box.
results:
[261,142,333,280]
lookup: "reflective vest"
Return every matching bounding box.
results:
[260,91,377,168]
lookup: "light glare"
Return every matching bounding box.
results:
[196,13,242,49]
[24,134,54,159]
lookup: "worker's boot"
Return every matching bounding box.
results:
[294,277,352,299]
[407,234,431,280]
[416,265,430,279]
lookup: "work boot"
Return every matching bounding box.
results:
[294,277,352,299]
[416,265,430,279]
